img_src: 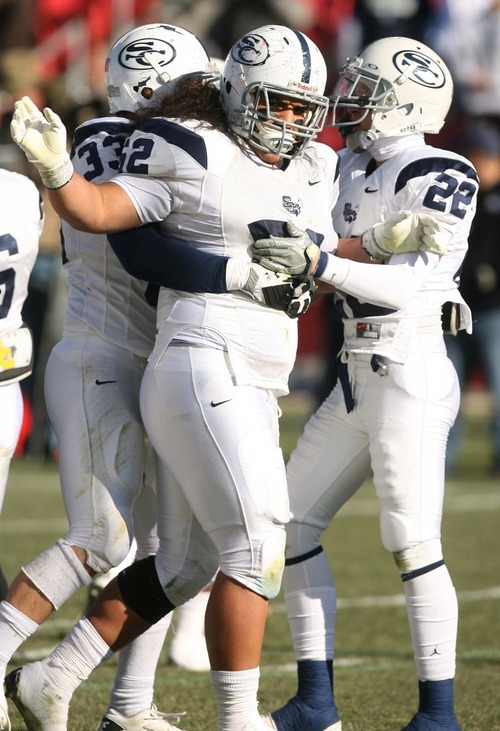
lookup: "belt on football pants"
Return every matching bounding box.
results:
[337,352,389,413]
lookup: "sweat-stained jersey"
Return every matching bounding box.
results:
[62,116,157,358]
[328,140,479,363]
[114,117,340,395]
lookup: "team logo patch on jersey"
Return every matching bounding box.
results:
[393,50,446,89]
[282,196,302,216]
[343,202,359,223]
[356,322,381,340]
[232,34,270,66]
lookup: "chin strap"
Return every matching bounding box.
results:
[346,129,426,159]
[345,129,377,153]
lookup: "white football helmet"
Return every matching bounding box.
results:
[220,25,329,159]
[105,23,211,114]
[329,36,453,146]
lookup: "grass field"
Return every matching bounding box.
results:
[1,399,499,731]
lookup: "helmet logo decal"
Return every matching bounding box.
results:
[231,34,270,66]
[393,50,446,89]
[118,39,176,71]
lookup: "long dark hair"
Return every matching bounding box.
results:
[131,73,236,141]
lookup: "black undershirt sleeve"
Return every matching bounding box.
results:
[107,224,229,293]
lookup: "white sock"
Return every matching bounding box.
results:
[210,667,261,731]
[41,618,113,697]
[404,564,458,680]
[107,613,172,716]
[285,588,336,661]
[172,590,209,639]
[282,554,336,661]
[0,601,39,680]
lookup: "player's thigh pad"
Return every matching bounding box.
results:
[285,381,371,558]
[360,339,459,552]
[152,454,220,605]
[44,336,148,572]
[140,345,289,599]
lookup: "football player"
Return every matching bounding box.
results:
[0,167,43,606]
[250,36,478,731]
[0,24,236,731]
[7,26,455,731]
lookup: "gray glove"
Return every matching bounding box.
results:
[251,221,321,276]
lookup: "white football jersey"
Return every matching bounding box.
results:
[114,118,340,394]
[330,140,479,362]
[0,169,43,335]
[62,117,157,358]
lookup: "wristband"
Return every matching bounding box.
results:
[314,250,329,277]
[40,157,74,190]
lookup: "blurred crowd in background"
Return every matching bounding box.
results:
[2,0,500,475]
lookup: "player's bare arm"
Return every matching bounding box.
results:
[10,96,140,233]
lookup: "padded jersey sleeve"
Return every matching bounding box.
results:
[112,118,209,223]
[107,224,229,293]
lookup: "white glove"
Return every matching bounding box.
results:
[361,210,451,261]
[287,276,317,318]
[251,221,321,276]
[10,96,74,189]
[225,259,295,311]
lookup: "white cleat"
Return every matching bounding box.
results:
[0,687,11,731]
[97,705,187,730]
[261,713,342,731]
[241,719,278,731]
[4,664,70,731]
[261,717,276,730]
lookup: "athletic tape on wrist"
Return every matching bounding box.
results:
[40,157,74,189]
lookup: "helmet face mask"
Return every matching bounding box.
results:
[241,82,329,157]
[105,23,211,114]
[221,25,329,160]
[329,37,453,143]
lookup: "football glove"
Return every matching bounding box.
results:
[287,276,317,318]
[251,221,321,277]
[225,259,294,311]
[361,210,451,261]
[10,96,74,189]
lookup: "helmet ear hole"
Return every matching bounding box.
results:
[141,87,154,101]
[397,103,414,117]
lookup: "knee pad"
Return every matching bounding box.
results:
[285,519,323,560]
[218,527,286,600]
[380,504,443,555]
[393,538,444,581]
[134,534,159,562]
[118,555,176,623]
[78,521,134,575]
[22,539,92,610]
